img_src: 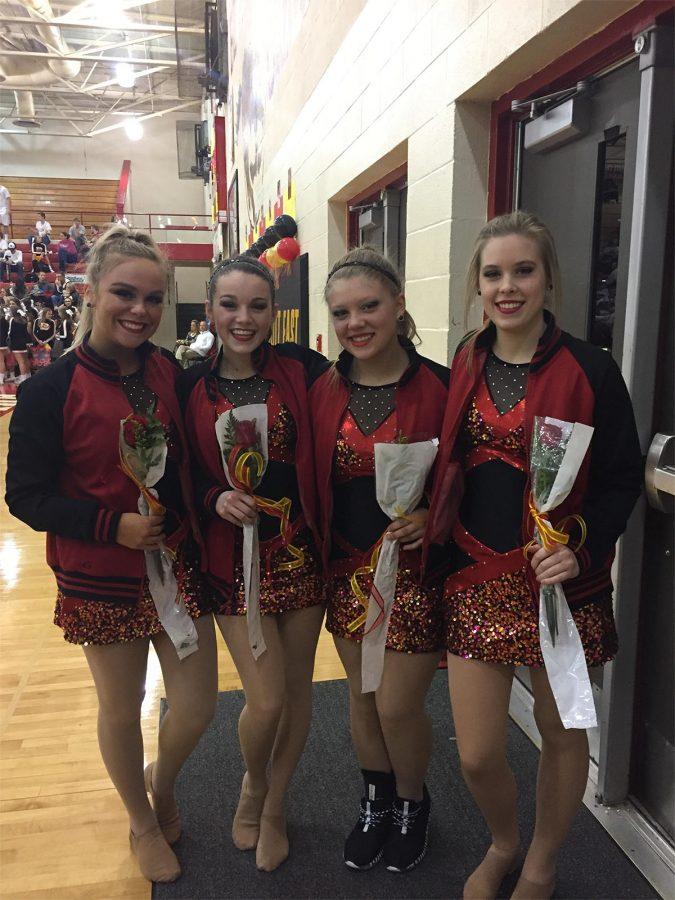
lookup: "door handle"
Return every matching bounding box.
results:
[645,433,675,513]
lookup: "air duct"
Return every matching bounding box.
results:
[12,90,40,127]
[0,0,81,126]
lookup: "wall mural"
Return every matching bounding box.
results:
[228,0,308,239]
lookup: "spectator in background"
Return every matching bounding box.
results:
[27,240,53,281]
[89,224,102,243]
[0,230,10,252]
[175,319,214,367]
[0,184,10,229]
[69,218,87,253]
[35,211,52,246]
[174,318,199,357]
[56,231,78,274]
[1,242,24,284]
[29,273,54,304]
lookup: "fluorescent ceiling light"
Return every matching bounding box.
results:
[124,118,143,141]
[116,63,136,88]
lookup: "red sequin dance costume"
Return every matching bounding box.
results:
[209,373,323,616]
[326,382,443,653]
[443,351,617,667]
[55,368,204,644]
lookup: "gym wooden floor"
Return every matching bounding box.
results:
[0,413,344,899]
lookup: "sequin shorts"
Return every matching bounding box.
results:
[326,566,444,654]
[444,565,618,667]
[54,555,206,646]
[210,529,325,617]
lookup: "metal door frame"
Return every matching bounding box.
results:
[489,8,674,894]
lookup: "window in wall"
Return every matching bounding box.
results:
[176,120,202,179]
[588,130,626,350]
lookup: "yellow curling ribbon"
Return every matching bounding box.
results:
[234,449,265,488]
[524,494,587,557]
[255,495,305,572]
[347,539,383,633]
[231,448,305,573]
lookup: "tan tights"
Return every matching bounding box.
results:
[448,655,589,885]
[83,615,217,837]
[216,605,324,870]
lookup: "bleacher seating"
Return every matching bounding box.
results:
[1,176,118,240]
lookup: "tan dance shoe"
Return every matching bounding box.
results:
[144,761,182,845]
[129,824,181,883]
[510,874,556,899]
[464,843,523,899]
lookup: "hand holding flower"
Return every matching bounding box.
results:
[386,507,428,550]
[530,544,579,585]
[215,489,258,526]
[116,512,166,551]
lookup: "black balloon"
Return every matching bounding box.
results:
[253,238,267,255]
[274,214,297,238]
[261,226,280,247]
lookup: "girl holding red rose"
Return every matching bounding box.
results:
[6,227,217,886]
[424,212,642,898]
[179,256,328,872]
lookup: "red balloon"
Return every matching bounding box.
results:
[276,237,300,262]
[258,250,273,269]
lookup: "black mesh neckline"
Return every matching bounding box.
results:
[217,372,271,407]
[348,382,396,435]
[485,350,528,414]
[121,369,156,415]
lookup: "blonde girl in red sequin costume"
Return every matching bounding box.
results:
[426,212,642,899]
[180,258,327,872]
[310,248,450,873]
[6,227,218,885]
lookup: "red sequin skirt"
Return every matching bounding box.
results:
[325,550,444,654]
[443,562,618,667]
[54,552,206,645]
[210,528,324,617]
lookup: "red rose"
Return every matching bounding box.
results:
[234,419,258,447]
[123,419,138,448]
[540,422,564,449]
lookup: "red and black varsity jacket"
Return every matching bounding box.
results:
[310,340,450,571]
[178,341,328,596]
[425,313,643,610]
[5,337,200,609]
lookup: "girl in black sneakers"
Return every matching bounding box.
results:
[310,247,449,873]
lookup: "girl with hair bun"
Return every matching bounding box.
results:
[310,246,449,874]
[179,256,328,872]
[6,226,217,885]
[425,211,642,899]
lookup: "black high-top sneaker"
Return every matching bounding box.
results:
[344,769,395,870]
[384,784,431,872]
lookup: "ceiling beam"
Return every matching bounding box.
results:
[0,50,196,68]
[0,85,188,101]
[87,98,200,135]
[0,14,203,33]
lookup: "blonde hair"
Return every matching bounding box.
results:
[72,226,168,349]
[462,211,561,358]
[325,246,419,344]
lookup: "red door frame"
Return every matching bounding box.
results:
[488,0,674,217]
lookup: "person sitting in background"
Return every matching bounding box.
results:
[69,218,87,253]
[52,274,66,303]
[28,241,53,280]
[29,273,54,305]
[56,231,78,274]
[175,319,214,367]
[89,224,102,244]
[26,212,52,250]
[0,230,10,253]
[1,243,24,284]
[35,211,52,246]
[57,290,79,325]
[174,319,199,356]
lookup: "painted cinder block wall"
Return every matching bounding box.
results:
[227,0,639,362]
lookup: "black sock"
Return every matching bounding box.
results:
[361,769,395,802]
